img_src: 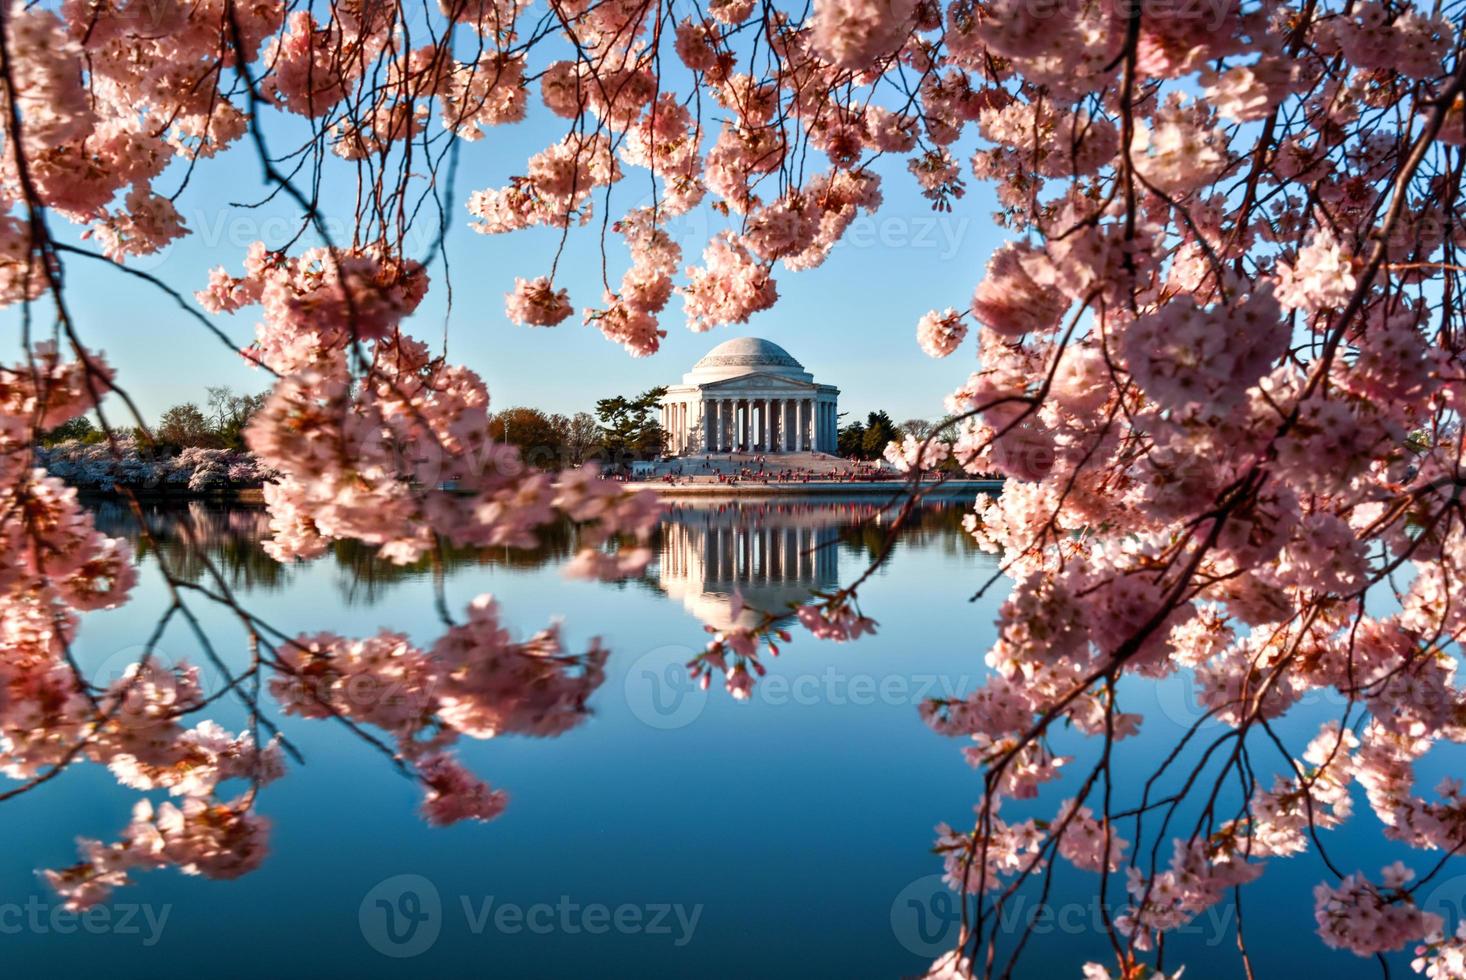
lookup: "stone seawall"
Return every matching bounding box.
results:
[625,479,1003,497]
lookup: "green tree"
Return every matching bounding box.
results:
[40,416,100,446]
[489,407,568,469]
[594,386,666,465]
[156,402,216,449]
[861,411,897,459]
[837,419,866,458]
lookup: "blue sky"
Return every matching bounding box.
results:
[15,85,1007,428]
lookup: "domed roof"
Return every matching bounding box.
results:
[684,337,812,385]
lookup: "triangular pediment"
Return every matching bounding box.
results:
[698,373,817,392]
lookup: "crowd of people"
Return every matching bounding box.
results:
[651,454,908,486]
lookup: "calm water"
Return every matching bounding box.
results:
[1,497,1453,977]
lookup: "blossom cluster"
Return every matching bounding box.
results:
[0,349,285,909]
[39,439,274,492]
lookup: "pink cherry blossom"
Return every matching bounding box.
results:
[505,276,573,326]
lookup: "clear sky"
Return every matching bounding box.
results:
[12,86,1007,429]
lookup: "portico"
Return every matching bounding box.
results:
[659,338,840,456]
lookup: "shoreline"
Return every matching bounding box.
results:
[75,481,1002,503]
[78,487,267,504]
[625,479,1003,497]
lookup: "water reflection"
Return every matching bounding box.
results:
[86,496,576,603]
[657,497,984,629]
[88,497,289,592]
[658,501,844,630]
[33,493,1006,979]
[86,494,980,617]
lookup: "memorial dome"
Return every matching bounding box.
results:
[683,338,813,384]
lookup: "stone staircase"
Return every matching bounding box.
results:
[651,451,860,477]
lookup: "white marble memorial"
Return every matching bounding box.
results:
[659,338,840,456]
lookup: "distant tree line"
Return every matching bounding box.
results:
[41,386,268,453]
[48,384,944,474]
[488,386,667,471]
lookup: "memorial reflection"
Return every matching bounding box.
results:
[85,495,982,611]
[657,501,866,630]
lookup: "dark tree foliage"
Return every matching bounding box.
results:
[594,386,667,465]
[40,416,100,446]
[155,403,216,450]
[489,407,569,468]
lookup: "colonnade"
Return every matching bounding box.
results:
[660,518,839,587]
[660,396,838,454]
